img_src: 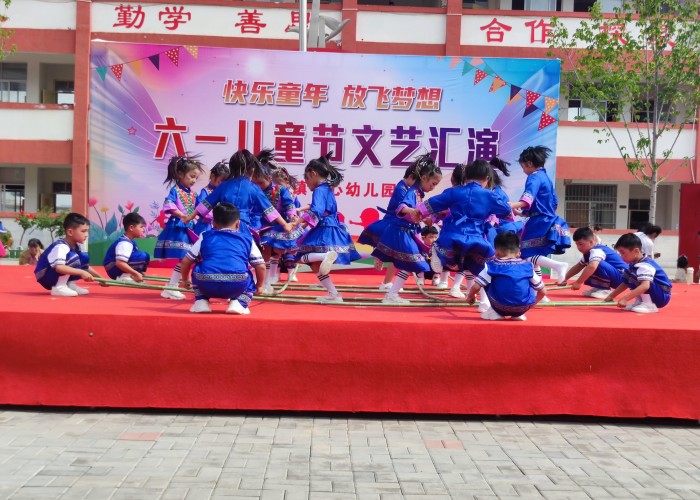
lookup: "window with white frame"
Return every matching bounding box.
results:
[0,63,27,103]
[565,184,617,229]
[0,184,25,212]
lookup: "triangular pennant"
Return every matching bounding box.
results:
[148,54,160,70]
[462,62,475,76]
[130,59,142,76]
[538,112,557,131]
[526,90,541,108]
[523,104,539,117]
[449,56,462,69]
[110,64,123,81]
[474,69,488,85]
[165,48,180,66]
[470,57,484,67]
[544,96,558,114]
[184,45,199,59]
[489,76,507,93]
[507,93,522,105]
[96,67,108,81]
[509,85,522,101]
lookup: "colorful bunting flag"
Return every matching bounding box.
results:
[474,69,488,86]
[523,104,539,117]
[148,54,160,70]
[462,62,474,76]
[96,67,107,81]
[470,57,484,67]
[184,45,199,59]
[525,90,541,108]
[538,112,557,130]
[130,59,142,76]
[110,64,123,81]
[544,96,558,114]
[509,85,522,101]
[165,48,180,66]
[489,76,506,92]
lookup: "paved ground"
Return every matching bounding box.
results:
[0,409,699,500]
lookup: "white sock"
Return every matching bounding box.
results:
[266,258,279,286]
[302,253,326,263]
[453,272,465,289]
[56,275,69,287]
[465,272,474,291]
[440,271,449,284]
[317,273,338,295]
[168,265,182,286]
[529,255,565,275]
[479,289,490,306]
[640,294,653,304]
[390,271,409,296]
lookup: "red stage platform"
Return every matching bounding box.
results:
[1,265,699,419]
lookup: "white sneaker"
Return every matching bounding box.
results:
[624,297,642,311]
[555,263,569,285]
[373,257,384,271]
[260,284,275,296]
[68,282,90,295]
[319,251,338,275]
[430,247,443,273]
[630,301,658,314]
[161,289,186,300]
[51,285,78,297]
[448,287,465,299]
[481,307,505,320]
[582,288,610,299]
[290,274,298,282]
[382,294,410,305]
[512,314,527,321]
[539,296,551,303]
[477,301,490,313]
[269,273,280,285]
[189,299,212,313]
[436,281,449,290]
[226,300,250,315]
[378,282,393,291]
[431,276,441,287]
[316,293,343,303]
[117,274,135,283]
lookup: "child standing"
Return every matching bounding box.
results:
[155,155,206,300]
[19,238,44,266]
[563,226,627,298]
[193,160,230,235]
[103,212,150,282]
[467,231,546,321]
[605,233,672,313]
[34,213,103,297]
[293,154,362,303]
[508,146,570,285]
[372,154,443,304]
[180,203,265,315]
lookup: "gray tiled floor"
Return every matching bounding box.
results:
[1,410,699,499]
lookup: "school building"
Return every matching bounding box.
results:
[0,0,698,267]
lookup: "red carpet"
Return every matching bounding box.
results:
[1,265,699,418]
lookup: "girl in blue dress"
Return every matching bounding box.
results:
[252,149,307,293]
[155,154,206,300]
[485,157,523,246]
[508,146,570,285]
[372,154,443,304]
[193,160,230,235]
[418,159,512,309]
[293,154,362,303]
[272,167,305,283]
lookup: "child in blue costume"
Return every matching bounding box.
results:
[293,154,362,303]
[155,155,206,300]
[103,212,150,282]
[372,154,443,304]
[35,212,103,297]
[563,226,627,299]
[467,231,546,321]
[180,202,265,315]
[418,160,512,301]
[509,146,570,286]
[253,149,307,294]
[485,157,523,246]
[359,163,421,292]
[187,149,292,242]
[605,233,672,314]
[193,160,230,235]
[271,167,305,284]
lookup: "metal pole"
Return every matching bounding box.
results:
[299,0,307,52]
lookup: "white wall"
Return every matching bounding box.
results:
[0,108,73,140]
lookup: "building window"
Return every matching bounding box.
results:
[573,0,596,11]
[567,96,619,122]
[628,198,650,229]
[565,184,617,229]
[53,182,72,212]
[55,80,75,105]
[511,0,562,10]
[0,184,25,212]
[0,63,28,103]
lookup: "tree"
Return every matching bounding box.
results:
[1,0,14,61]
[548,0,700,225]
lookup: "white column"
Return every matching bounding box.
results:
[615,182,630,230]
[23,166,39,212]
[25,59,42,104]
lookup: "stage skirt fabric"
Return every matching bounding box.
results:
[296,223,362,266]
[373,224,430,273]
[520,214,571,258]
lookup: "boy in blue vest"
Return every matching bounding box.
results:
[605,233,672,313]
[180,202,265,315]
[563,226,627,299]
[103,212,150,282]
[467,231,546,321]
[34,212,103,296]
